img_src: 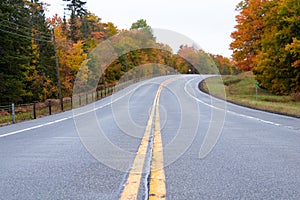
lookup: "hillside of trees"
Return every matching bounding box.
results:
[0,0,238,105]
[230,0,300,95]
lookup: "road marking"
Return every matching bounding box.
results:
[149,88,166,200]
[0,77,168,138]
[0,117,70,138]
[119,93,157,200]
[120,77,180,200]
[184,77,296,130]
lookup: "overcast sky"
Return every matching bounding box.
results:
[43,0,241,58]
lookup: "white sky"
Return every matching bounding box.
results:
[43,0,240,58]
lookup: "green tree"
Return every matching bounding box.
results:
[25,0,56,101]
[130,19,153,39]
[253,0,300,94]
[0,0,32,104]
[63,0,87,17]
[63,0,87,42]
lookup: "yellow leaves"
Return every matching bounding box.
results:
[52,21,88,96]
[58,40,87,96]
[85,12,101,24]
[24,65,57,101]
[103,22,118,38]
[286,38,300,68]
[30,38,40,65]
[66,40,87,72]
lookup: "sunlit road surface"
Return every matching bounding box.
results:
[1,75,300,200]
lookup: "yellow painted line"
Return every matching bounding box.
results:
[119,96,157,200]
[149,88,166,200]
[120,77,181,200]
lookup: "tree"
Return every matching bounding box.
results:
[130,19,153,39]
[211,54,239,75]
[49,16,87,97]
[286,38,300,69]
[103,22,118,38]
[253,0,300,94]
[231,0,300,94]
[0,0,33,104]
[230,0,268,71]
[63,0,87,42]
[176,45,217,74]
[63,0,87,17]
[25,0,56,101]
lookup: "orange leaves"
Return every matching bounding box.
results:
[91,31,104,40]
[230,0,268,71]
[249,0,300,94]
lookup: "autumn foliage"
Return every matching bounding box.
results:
[231,0,300,95]
[0,0,238,105]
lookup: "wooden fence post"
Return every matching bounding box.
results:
[48,100,52,115]
[33,102,37,119]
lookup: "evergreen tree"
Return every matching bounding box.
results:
[25,0,56,101]
[0,0,32,104]
[63,0,87,42]
[130,19,154,39]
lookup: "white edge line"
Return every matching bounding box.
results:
[1,75,293,139]
[0,80,152,138]
[184,77,290,129]
[0,117,70,138]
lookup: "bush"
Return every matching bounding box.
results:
[15,107,28,113]
[291,92,300,102]
[0,109,10,117]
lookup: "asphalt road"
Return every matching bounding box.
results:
[0,75,300,199]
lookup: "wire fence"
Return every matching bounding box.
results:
[0,71,178,126]
[0,85,116,126]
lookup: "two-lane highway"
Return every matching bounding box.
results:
[1,75,300,199]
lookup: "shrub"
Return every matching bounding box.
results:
[0,109,10,117]
[291,92,300,102]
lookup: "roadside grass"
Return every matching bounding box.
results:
[202,72,300,117]
[0,102,73,125]
[0,87,114,126]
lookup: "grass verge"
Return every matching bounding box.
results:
[201,72,300,117]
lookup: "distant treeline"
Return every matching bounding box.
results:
[0,0,238,105]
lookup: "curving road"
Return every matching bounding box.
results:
[0,75,300,200]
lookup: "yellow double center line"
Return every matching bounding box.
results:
[120,77,179,200]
